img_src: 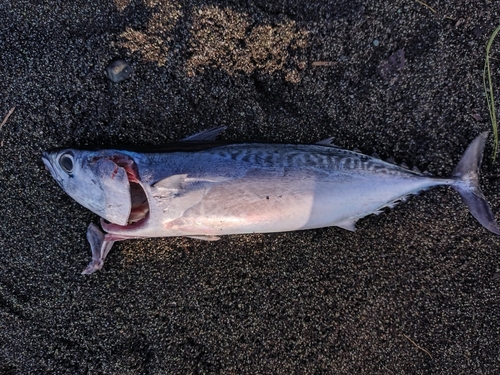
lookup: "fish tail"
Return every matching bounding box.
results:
[450,132,500,234]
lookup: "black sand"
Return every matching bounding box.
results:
[1,0,500,373]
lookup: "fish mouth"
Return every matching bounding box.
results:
[129,181,149,223]
[42,152,49,166]
[42,152,53,173]
[42,151,65,189]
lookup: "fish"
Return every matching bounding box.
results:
[42,128,500,274]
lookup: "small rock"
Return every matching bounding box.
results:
[373,39,380,47]
[471,113,483,122]
[473,25,485,39]
[105,59,132,83]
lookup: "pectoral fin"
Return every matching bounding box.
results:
[153,174,188,190]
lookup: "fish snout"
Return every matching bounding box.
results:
[42,151,51,171]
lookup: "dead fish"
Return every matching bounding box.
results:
[42,129,500,274]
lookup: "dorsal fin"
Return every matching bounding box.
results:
[372,152,381,159]
[315,137,339,147]
[181,127,227,141]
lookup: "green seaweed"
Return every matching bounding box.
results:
[483,25,500,161]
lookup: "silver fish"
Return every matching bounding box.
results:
[42,128,500,274]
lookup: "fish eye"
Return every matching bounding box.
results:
[59,153,74,174]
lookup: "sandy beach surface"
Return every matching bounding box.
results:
[1,0,500,373]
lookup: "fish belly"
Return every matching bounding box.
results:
[151,171,437,237]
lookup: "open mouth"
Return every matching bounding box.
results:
[128,181,149,224]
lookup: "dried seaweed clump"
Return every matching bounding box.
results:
[187,6,308,82]
[115,0,182,66]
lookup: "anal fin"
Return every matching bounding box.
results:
[334,218,357,232]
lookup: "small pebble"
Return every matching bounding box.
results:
[105,59,132,83]
[373,39,380,47]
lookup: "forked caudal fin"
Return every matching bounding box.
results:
[451,132,500,235]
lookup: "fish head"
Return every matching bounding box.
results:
[42,149,136,226]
